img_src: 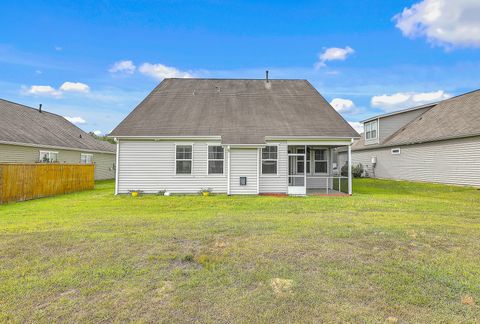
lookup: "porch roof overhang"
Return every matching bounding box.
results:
[265,136,356,147]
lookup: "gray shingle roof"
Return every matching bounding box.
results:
[353,89,480,151]
[110,79,359,144]
[0,99,115,153]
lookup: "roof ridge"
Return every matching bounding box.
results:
[163,78,308,81]
[0,98,68,120]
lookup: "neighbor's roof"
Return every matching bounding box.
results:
[353,89,480,151]
[110,78,359,144]
[361,102,437,123]
[0,99,116,153]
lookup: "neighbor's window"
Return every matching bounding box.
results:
[208,146,224,174]
[262,146,277,174]
[365,120,378,140]
[176,145,192,174]
[80,153,93,164]
[314,149,328,174]
[39,151,58,163]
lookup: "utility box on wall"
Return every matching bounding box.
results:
[240,177,247,186]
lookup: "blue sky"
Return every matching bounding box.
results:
[1,0,479,134]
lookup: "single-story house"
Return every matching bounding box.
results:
[109,77,359,195]
[337,89,480,187]
[0,98,116,180]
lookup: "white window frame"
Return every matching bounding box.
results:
[295,147,311,175]
[207,144,225,175]
[80,153,93,164]
[365,120,378,140]
[174,144,193,175]
[391,148,401,155]
[313,148,328,175]
[39,150,58,163]
[261,145,278,176]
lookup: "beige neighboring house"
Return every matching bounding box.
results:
[337,89,480,187]
[0,99,116,180]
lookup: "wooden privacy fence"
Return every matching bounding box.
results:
[0,163,94,204]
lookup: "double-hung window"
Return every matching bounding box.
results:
[365,120,378,140]
[176,145,192,174]
[39,151,58,163]
[208,146,224,174]
[261,146,277,174]
[314,149,328,174]
[80,153,93,164]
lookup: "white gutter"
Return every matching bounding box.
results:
[107,135,222,141]
[264,136,360,140]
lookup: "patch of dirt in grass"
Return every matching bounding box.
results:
[153,281,174,302]
[214,239,227,248]
[386,316,398,323]
[270,278,294,297]
[461,295,475,306]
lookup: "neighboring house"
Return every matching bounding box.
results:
[0,99,116,180]
[337,89,480,187]
[109,78,359,195]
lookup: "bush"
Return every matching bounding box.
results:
[341,162,364,178]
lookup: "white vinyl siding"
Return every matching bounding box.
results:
[229,148,258,195]
[117,141,228,194]
[349,136,480,187]
[259,142,288,193]
[378,107,432,143]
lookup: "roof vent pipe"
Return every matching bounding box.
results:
[265,70,269,83]
[38,104,42,113]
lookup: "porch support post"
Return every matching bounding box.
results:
[114,138,119,195]
[348,144,352,195]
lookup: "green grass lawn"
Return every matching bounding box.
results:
[1,179,479,322]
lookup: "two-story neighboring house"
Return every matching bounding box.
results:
[337,89,480,187]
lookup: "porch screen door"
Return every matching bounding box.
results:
[288,148,306,195]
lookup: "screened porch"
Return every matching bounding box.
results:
[287,145,351,196]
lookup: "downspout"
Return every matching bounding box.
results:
[227,145,231,195]
[256,148,260,194]
[114,138,120,195]
[348,139,352,195]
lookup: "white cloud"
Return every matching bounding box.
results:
[394,0,480,48]
[64,116,86,124]
[54,46,63,51]
[25,85,62,98]
[109,60,136,74]
[93,130,102,136]
[315,46,354,69]
[371,90,451,112]
[348,121,363,134]
[330,98,358,114]
[60,82,90,93]
[139,63,193,80]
